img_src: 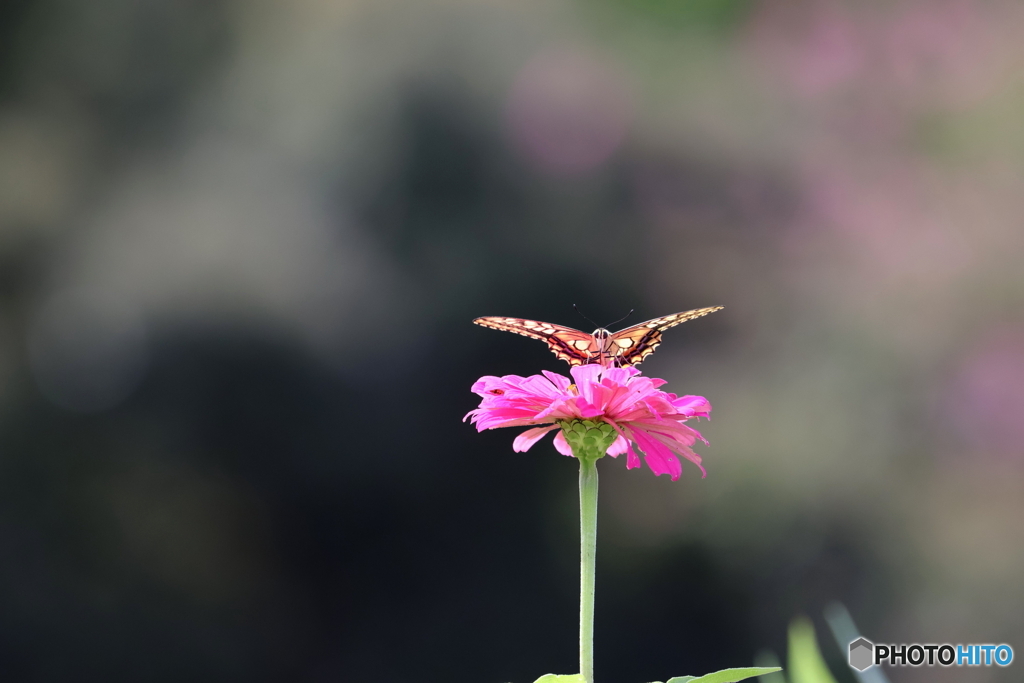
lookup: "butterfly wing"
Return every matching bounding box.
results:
[606,306,724,366]
[473,317,599,366]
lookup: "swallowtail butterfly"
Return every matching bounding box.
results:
[473,306,723,367]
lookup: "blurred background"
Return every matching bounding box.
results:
[1,0,1023,681]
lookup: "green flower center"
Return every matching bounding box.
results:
[559,419,618,462]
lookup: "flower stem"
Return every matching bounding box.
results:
[578,455,599,683]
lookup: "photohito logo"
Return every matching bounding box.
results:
[848,638,1014,671]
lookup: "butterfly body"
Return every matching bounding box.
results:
[474,306,723,367]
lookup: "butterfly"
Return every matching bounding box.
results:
[473,306,723,367]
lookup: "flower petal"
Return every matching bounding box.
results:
[534,398,572,421]
[627,426,683,480]
[625,441,641,469]
[541,370,573,392]
[471,375,510,395]
[570,365,603,404]
[606,434,628,457]
[576,400,604,418]
[513,425,559,452]
[602,420,641,469]
[553,429,575,456]
[672,394,712,418]
[633,423,707,477]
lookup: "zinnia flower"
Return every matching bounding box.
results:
[465,365,711,480]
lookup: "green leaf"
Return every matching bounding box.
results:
[665,667,782,683]
[787,618,838,683]
[752,650,787,683]
[532,675,586,683]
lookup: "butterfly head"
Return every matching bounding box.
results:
[592,328,615,364]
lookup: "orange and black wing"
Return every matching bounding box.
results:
[473,317,599,366]
[606,306,724,367]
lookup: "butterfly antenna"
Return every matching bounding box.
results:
[603,308,634,330]
[573,304,600,329]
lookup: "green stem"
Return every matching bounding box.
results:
[578,455,599,683]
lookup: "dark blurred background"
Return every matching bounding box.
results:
[2,1,1023,681]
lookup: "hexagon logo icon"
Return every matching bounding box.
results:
[849,637,875,671]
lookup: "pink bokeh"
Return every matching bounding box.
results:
[747,0,865,96]
[748,0,1010,107]
[945,329,1024,459]
[505,47,632,175]
[795,163,972,278]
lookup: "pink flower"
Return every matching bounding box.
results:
[465,365,711,480]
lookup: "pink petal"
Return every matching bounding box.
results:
[628,426,683,480]
[471,375,511,395]
[521,374,572,400]
[553,429,575,456]
[570,365,603,404]
[630,423,707,478]
[577,400,604,418]
[606,434,628,457]
[535,398,576,421]
[468,406,554,431]
[541,370,573,391]
[629,418,701,446]
[602,420,641,469]
[625,441,641,469]
[644,451,682,480]
[602,366,635,384]
[513,425,559,452]
[672,395,712,418]
[678,445,706,477]
[642,398,662,420]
